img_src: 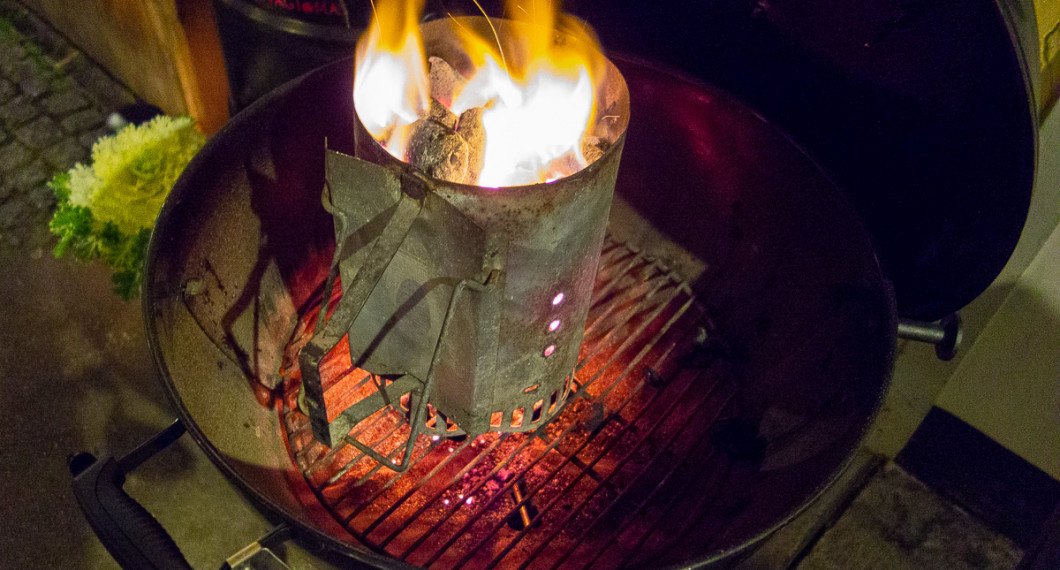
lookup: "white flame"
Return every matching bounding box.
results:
[353,0,605,187]
[451,54,592,187]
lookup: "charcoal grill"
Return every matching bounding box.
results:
[69,1,1038,567]
[71,55,894,569]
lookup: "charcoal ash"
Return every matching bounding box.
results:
[428,56,468,108]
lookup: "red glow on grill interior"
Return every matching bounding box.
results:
[276,237,726,568]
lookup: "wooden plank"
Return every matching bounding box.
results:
[20,0,228,133]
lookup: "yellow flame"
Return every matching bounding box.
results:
[354,0,606,187]
[353,0,429,160]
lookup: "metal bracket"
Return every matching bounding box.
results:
[299,159,498,470]
[300,185,424,450]
[337,278,485,471]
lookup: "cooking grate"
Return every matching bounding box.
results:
[279,235,737,568]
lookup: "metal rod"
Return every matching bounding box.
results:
[321,416,406,487]
[421,259,692,566]
[397,432,539,559]
[117,419,185,473]
[897,312,962,361]
[565,391,735,569]
[376,434,508,546]
[511,481,534,530]
[465,295,697,568]
[423,280,692,567]
[282,238,728,567]
[514,369,724,569]
[344,433,474,527]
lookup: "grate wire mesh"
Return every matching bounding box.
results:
[279,236,736,568]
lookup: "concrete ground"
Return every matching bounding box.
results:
[0,1,1033,568]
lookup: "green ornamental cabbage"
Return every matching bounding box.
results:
[48,115,205,299]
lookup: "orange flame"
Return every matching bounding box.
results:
[353,0,429,160]
[354,0,606,187]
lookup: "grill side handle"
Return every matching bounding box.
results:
[69,419,192,570]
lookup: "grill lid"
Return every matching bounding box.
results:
[580,0,1039,319]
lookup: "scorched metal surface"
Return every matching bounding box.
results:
[297,19,632,457]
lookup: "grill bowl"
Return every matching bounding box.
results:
[145,54,893,568]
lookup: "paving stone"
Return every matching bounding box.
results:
[41,138,87,170]
[796,463,1022,570]
[1,58,37,84]
[14,115,62,149]
[70,62,134,111]
[78,126,110,149]
[11,9,69,59]
[0,198,28,229]
[18,74,51,100]
[0,141,34,172]
[0,78,16,104]
[41,88,88,116]
[60,107,104,133]
[7,158,50,191]
[0,37,27,67]
[29,180,55,211]
[0,95,39,128]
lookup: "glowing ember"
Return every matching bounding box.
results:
[354,0,606,187]
[551,292,565,305]
[548,319,561,332]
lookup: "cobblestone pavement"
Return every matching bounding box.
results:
[0,4,274,570]
[0,0,133,250]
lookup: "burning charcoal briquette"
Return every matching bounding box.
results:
[457,107,486,183]
[581,135,611,164]
[429,56,468,108]
[406,118,470,183]
[423,98,457,130]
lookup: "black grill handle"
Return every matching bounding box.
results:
[69,419,192,570]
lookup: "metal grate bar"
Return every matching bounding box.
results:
[451,293,697,568]
[323,416,408,487]
[418,290,694,567]
[495,346,718,569]
[340,428,472,526]
[377,434,511,547]
[395,430,542,559]
[305,404,403,480]
[281,238,728,568]
[577,434,722,569]
[367,434,505,538]
[584,247,645,308]
[416,411,603,566]
[611,451,727,569]
[573,273,688,398]
[627,461,736,563]
[550,388,736,570]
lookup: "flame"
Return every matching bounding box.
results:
[354,0,606,187]
[353,0,429,160]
